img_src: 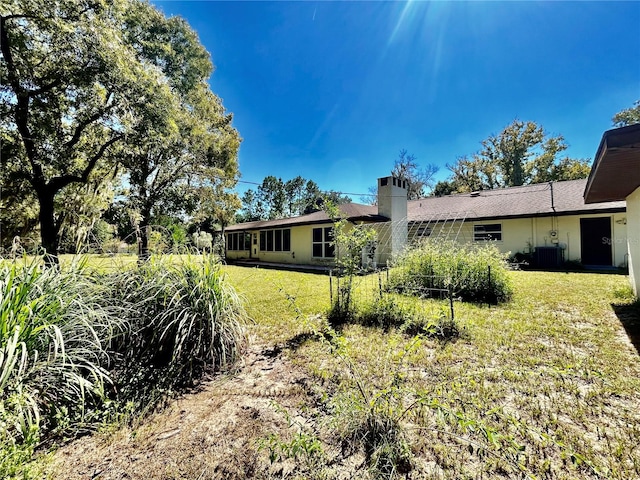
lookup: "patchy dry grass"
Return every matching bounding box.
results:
[227,267,640,479]
[45,264,640,479]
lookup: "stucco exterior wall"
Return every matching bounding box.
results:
[485,214,627,266]
[225,222,338,266]
[406,214,627,267]
[227,212,628,269]
[626,187,640,296]
[554,213,627,267]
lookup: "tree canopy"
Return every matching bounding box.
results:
[0,0,240,261]
[432,120,591,195]
[391,150,439,200]
[612,99,640,127]
[239,176,351,222]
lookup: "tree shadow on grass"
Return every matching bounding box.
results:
[612,301,640,356]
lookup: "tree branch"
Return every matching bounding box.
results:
[63,91,115,151]
[1,14,39,21]
[48,134,124,192]
[31,78,63,96]
[152,159,191,195]
[1,15,38,174]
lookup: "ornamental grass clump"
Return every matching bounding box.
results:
[387,240,513,304]
[110,255,248,404]
[1,255,248,477]
[0,258,122,477]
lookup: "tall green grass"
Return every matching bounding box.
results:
[0,258,120,477]
[387,240,513,303]
[110,256,248,408]
[0,255,248,478]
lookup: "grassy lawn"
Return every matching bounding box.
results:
[6,257,638,478]
[224,266,640,479]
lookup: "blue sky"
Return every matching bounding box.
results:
[153,1,640,200]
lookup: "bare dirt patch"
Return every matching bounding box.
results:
[46,341,318,479]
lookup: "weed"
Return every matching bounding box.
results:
[359,295,413,329]
[258,402,325,474]
[387,240,513,303]
[402,311,462,341]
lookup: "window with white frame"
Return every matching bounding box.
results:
[312,227,334,258]
[473,223,502,241]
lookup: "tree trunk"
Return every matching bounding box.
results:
[138,222,151,264]
[37,188,60,267]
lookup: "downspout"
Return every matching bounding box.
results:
[550,181,557,231]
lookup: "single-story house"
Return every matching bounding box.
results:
[225,174,627,270]
[584,123,640,296]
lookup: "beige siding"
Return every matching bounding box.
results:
[227,212,628,270]
[490,215,627,266]
[627,187,640,296]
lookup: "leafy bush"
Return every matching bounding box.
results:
[387,240,513,303]
[327,284,358,327]
[359,295,410,329]
[401,312,462,341]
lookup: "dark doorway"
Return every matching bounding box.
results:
[580,217,613,266]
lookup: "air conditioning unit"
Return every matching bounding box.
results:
[534,246,564,268]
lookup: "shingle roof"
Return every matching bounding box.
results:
[225,203,386,232]
[408,179,625,221]
[225,179,626,232]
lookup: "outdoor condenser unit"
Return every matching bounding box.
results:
[534,246,564,268]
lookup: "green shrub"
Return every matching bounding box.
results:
[387,240,513,304]
[401,311,462,341]
[359,295,416,329]
[327,284,358,327]
[0,255,248,476]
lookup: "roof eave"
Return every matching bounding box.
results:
[584,124,640,204]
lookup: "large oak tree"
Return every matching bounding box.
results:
[1,0,240,262]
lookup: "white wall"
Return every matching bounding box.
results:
[626,187,640,296]
[377,177,408,264]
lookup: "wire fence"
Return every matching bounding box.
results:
[329,267,459,322]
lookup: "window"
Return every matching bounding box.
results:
[312,227,334,258]
[474,224,502,242]
[258,228,291,252]
[283,229,291,251]
[266,230,274,251]
[275,229,282,251]
[226,232,251,251]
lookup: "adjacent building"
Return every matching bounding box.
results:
[584,123,640,296]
